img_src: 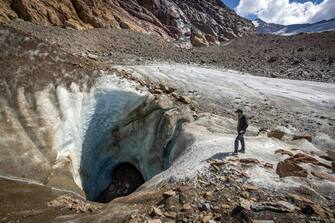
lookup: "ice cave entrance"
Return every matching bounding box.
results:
[94,163,145,203]
[56,79,177,203]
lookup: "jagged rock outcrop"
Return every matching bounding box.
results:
[174,0,253,43]
[0,0,255,46]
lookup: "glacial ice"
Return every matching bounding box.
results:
[1,64,334,201]
[0,72,179,200]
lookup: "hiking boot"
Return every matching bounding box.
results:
[239,150,245,153]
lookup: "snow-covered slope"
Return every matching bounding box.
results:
[253,19,285,34]
[255,18,335,35]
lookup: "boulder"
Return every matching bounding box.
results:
[267,130,285,140]
[240,158,260,165]
[153,89,164,94]
[274,149,293,157]
[239,198,252,210]
[178,96,192,104]
[199,202,211,211]
[276,159,308,178]
[242,183,257,191]
[252,221,274,223]
[204,191,213,199]
[290,153,319,165]
[251,201,296,213]
[241,191,250,199]
[290,153,332,169]
[328,150,335,161]
[318,155,333,161]
[202,214,213,223]
[292,135,312,142]
[177,186,198,204]
[311,171,335,182]
[288,194,330,217]
[191,36,209,47]
[264,163,274,169]
[301,204,329,218]
[148,219,162,223]
[150,207,164,217]
[288,193,314,207]
[267,56,278,63]
[47,195,101,213]
[163,190,176,198]
[163,211,177,218]
[158,83,173,93]
[181,203,193,211]
[163,193,180,212]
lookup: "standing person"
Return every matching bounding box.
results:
[233,109,248,154]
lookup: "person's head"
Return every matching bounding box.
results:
[235,109,243,118]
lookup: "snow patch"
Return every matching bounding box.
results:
[252,20,259,27]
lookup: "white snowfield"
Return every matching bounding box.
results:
[117,64,335,194]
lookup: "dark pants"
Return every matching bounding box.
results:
[234,133,245,153]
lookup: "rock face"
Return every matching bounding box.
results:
[0,0,254,46]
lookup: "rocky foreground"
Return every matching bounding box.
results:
[2,146,334,222]
[124,152,335,223]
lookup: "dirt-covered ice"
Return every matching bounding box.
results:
[120,63,335,112]
[119,63,335,138]
[117,64,335,193]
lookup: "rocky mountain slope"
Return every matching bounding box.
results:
[7,21,334,83]
[0,0,254,46]
[254,18,335,35]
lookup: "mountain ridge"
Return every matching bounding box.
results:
[254,18,335,35]
[0,0,255,47]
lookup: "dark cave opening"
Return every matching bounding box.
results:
[94,162,145,203]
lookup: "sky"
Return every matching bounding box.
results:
[221,0,335,25]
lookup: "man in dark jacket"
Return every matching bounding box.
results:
[233,109,248,154]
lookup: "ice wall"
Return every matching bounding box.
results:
[0,73,180,200]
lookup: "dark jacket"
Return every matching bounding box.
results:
[237,114,249,132]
